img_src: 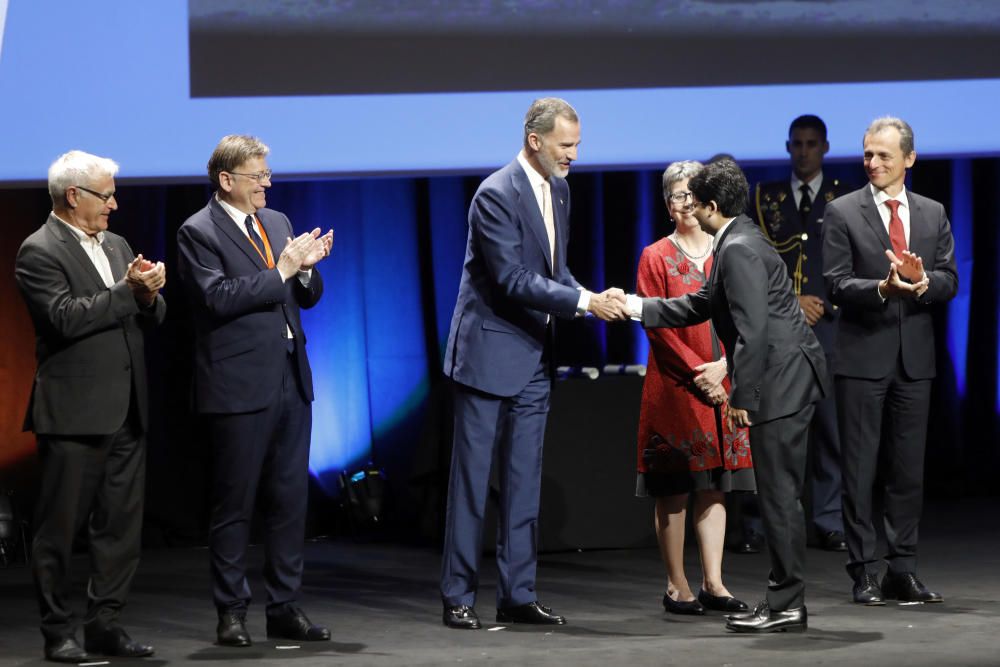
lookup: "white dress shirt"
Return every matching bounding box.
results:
[53,213,114,288]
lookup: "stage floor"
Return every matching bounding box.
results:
[1,498,998,666]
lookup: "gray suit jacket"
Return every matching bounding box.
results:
[15,214,166,435]
[641,215,828,424]
[822,186,958,380]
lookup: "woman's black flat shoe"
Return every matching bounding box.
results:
[662,593,705,615]
[697,588,749,612]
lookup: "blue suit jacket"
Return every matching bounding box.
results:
[176,197,323,414]
[444,159,583,397]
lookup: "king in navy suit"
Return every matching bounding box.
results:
[176,135,334,647]
[440,98,625,630]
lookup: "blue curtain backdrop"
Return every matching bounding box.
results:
[1,156,997,544]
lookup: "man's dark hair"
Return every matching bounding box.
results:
[789,114,827,141]
[688,159,749,217]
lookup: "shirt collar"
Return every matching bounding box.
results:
[517,150,550,192]
[713,217,738,250]
[215,192,255,226]
[791,171,823,195]
[870,183,908,208]
[52,212,104,244]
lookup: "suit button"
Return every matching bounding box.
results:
[802,277,809,283]
[800,233,808,241]
[802,254,807,261]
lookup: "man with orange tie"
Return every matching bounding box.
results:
[176,135,333,647]
[822,117,957,606]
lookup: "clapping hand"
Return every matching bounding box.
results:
[878,262,926,299]
[277,229,334,279]
[125,253,165,306]
[885,249,929,297]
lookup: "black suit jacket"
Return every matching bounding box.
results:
[15,215,166,435]
[176,197,323,414]
[822,186,958,380]
[641,215,828,424]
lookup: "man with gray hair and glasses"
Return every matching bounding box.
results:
[177,135,333,647]
[15,150,165,662]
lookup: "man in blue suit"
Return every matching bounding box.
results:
[176,135,334,647]
[440,98,625,629]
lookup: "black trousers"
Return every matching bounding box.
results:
[207,352,312,615]
[32,415,145,643]
[750,403,814,612]
[837,363,932,581]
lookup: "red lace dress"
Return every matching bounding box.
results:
[635,237,754,496]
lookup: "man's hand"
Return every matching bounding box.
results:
[878,263,923,299]
[300,228,334,269]
[798,294,825,326]
[725,403,752,430]
[587,288,628,321]
[125,254,165,306]
[885,249,926,284]
[276,233,320,280]
[693,359,727,405]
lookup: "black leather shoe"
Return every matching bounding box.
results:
[729,530,763,554]
[443,604,482,630]
[266,606,331,641]
[852,573,885,605]
[698,589,749,613]
[84,626,155,657]
[818,530,848,552]
[496,601,566,625]
[217,610,252,647]
[881,572,943,603]
[662,593,705,615]
[43,636,91,663]
[725,601,807,633]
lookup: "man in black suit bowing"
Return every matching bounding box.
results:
[822,117,957,605]
[176,135,334,646]
[626,159,828,633]
[15,150,165,662]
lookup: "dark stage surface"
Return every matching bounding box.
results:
[1,499,998,666]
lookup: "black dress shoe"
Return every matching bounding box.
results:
[217,610,252,647]
[728,530,763,554]
[725,601,807,633]
[881,572,943,603]
[852,573,885,605]
[443,604,482,630]
[662,593,705,615]
[266,606,331,641]
[818,530,848,552]
[496,601,566,625]
[698,589,749,613]
[84,626,155,657]
[44,636,91,663]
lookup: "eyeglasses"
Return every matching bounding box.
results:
[668,191,693,203]
[228,170,273,183]
[75,185,116,203]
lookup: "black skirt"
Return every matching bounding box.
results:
[635,466,756,497]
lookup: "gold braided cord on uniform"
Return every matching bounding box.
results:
[755,182,804,294]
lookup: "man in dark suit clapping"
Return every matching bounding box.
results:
[822,117,958,606]
[15,150,165,663]
[627,159,828,633]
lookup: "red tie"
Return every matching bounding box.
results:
[885,199,907,255]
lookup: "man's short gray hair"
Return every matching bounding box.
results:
[207,134,270,189]
[47,150,119,203]
[662,160,704,201]
[866,116,915,155]
[523,97,578,148]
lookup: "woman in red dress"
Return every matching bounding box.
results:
[636,161,754,615]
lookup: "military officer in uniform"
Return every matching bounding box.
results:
[754,115,852,552]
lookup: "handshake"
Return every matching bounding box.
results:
[587,287,631,322]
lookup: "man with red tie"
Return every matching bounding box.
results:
[822,117,958,606]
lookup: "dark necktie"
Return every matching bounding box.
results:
[885,199,907,255]
[244,215,266,258]
[798,183,812,222]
